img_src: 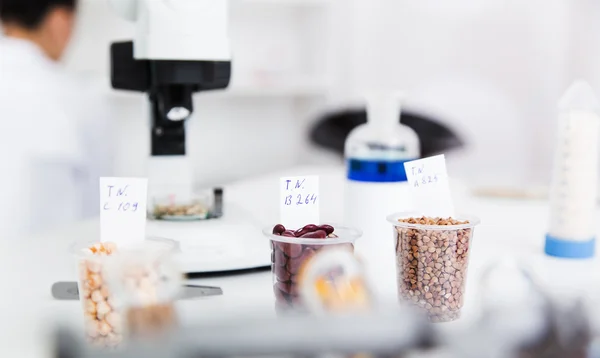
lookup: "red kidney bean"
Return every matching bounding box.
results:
[274,264,291,282]
[287,247,316,274]
[272,224,286,235]
[275,281,292,295]
[281,230,296,237]
[286,257,300,275]
[276,242,286,252]
[283,243,303,258]
[294,224,319,237]
[273,242,286,251]
[318,225,335,235]
[300,230,327,239]
[274,249,286,266]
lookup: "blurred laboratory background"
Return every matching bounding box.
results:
[60,0,600,189]
[6,2,600,357]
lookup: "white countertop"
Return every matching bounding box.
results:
[3,166,600,357]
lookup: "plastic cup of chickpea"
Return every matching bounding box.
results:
[263,223,362,314]
[387,212,480,323]
[71,238,178,348]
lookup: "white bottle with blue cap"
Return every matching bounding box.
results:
[545,80,600,259]
[344,93,420,296]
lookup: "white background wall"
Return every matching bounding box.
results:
[331,0,574,187]
[62,0,600,189]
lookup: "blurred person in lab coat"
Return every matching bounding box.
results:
[0,0,112,237]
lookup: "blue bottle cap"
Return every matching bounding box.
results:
[544,234,595,259]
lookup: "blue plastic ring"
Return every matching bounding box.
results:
[544,234,595,259]
[346,159,413,183]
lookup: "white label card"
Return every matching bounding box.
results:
[280,176,320,229]
[404,155,454,217]
[100,177,148,247]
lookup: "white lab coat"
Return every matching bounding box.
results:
[0,37,112,237]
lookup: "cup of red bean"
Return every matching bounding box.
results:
[264,223,362,313]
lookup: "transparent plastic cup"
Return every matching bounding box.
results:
[386,212,480,322]
[104,243,183,339]
[263,224,362,313]
[71,238,177,348]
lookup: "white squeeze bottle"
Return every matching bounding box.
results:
[344,93,420,297]
[545,80,600,259]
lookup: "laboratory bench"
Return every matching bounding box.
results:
[3,166,600,358]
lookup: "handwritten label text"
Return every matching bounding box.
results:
[102,185,140,212]
[408,164,442,188]
[100,177,148,246]
[280,176,319,229]
[404,155,454,217]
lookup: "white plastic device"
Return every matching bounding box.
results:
[545,80,600,259]
[344,93,420,296]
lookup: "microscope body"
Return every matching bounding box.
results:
[109,0,232,195]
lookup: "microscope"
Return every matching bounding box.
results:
[106,0,271,274]
[108,0,232,199]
